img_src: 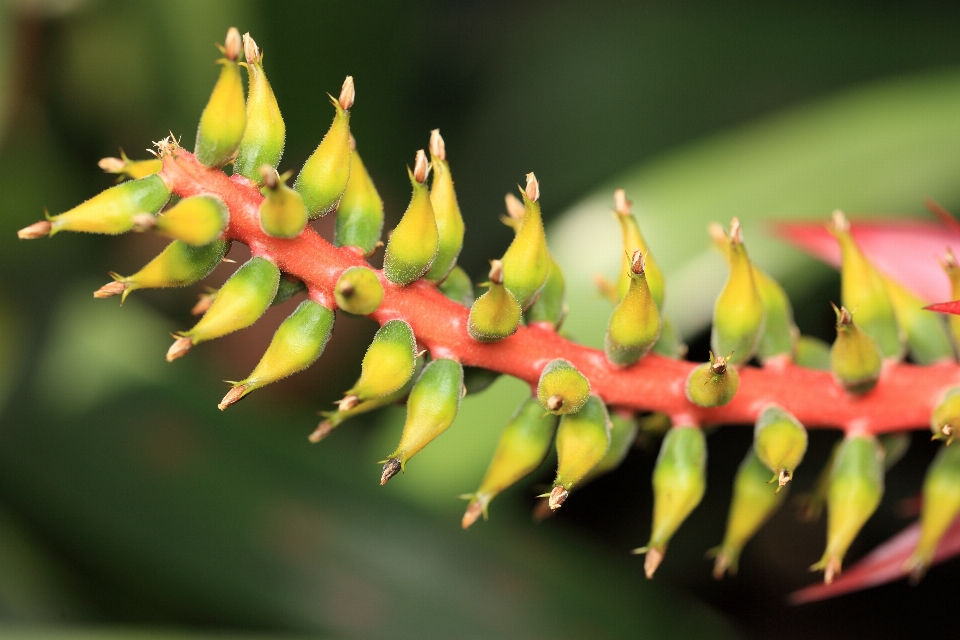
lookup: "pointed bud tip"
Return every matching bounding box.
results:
[242,33,259,64]
[644,547,664,579]
[709,352,728,375]
[218,385,246,411]
[429,129,446,161]
[166,337,193,362]
[380,458,401,485]
[259,164,279,189]
[94,281,127,299]
[822,557,841,584]
[488,259,504,285]
[525,173,540,202]
[224,27,242,61]
[729,217,743,244]
[17,220,52,240]
[191,294,215,316]
[613,188,631,215]
[308,420,333,444]
[831,210,850,234]
[337,280,355,298]
[339,76,355,111]
[412,149,429,183]
[349,134,357,151]
[98,157,125,173]
[547,394,564,412]
[712,554,731,580]
[462,501,483,529]
[548,485,568,510]
[131,213,156,231]
[339,394,359,412]
[835,305,853,327]
[631,249,645,275]
[708,222,726,244]
[504,193,524,221]
[778,469,792,488]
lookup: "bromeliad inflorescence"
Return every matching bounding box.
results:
[18,27,960,595]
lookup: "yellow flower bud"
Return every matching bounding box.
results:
[753,405,808,490]
[383,151,439,285]
[343,320,417,405]
[258,167,308,239]
[501,173,549,310]
[334,266,383,316]
[101,239,230,303]
[613,189,665,309]
[144,195,228,246]
[685,352,739,408]
[47,175,170,237]
[537,358,591,415]
[424,130,465,283]
[605,250,661,366]
[547,395,611,509]
[334,141,383,256]
[830,304,883,395]
[195,28,246,167]
[907,442,960,579]
[294,76,354,217]
[467,260,522,342]
[711,218,764,365]
[233,34,285,183]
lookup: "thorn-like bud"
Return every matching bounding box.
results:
[467,261,522,342]
[429,128,446,161]
[345,320,418,402]
[685,351,740,407]
[931,388,960,445]
[753,405,808,492]
[195,30,246,167]
[94,281,127,299]
[224,27,241,61]
[711,218,764,365]
[413,149,429,184]
[243,32,259,65]
[830,303,883,394]
[488,259,504,285]
[501,177,549,310]
[110,239,230,302]
[382,156,439,285]
[218,385,246,411]
[98,151,163,181]
[525,172,540,202]
[167,337,193,362]
[424,131,465,282]
[381,458,402,485]
[335,267,383,315]
[43,175,170,236]
[18,220,52,239]
[548,395,611,508]
[339,75,355,111]
[907,440,960,579]
[258,168,308,238]
[605,248,661,366]
[537,358,590,415]
[613,189,665,309]
[294,82,353,217]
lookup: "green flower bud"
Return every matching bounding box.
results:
[258,167,308,239]
[271,274,306,307]
[98,151,161,181]
[537,358,590,415]
[44,174,170,237]
[613,189,665,309]
[423,130,465,283]
[546,395,611,510]
[383,151,439,285]
[95,239,230,302]
[711,218,765,365]
[930,387,960,445]
[635,425,706,579]
[685,352,739,408]
[653,315,687,359]
[467,260,522,342]
[462,366,500,395]
[753,405,808,490]
[832,211,902,359]
[219,300,335,409]
[168,256,280,361]
[795,335,831,370]
[812,434,884,584]
[883,275,953,365]
[335,266,383,315]
[830,304,883,395]
[438,265,475,307]
[136,194,227,246]
[907,442,960,579]
[878,432,911,471]
[195,28,246,168]
[525,252,567,329]
[941,249,960,355]
[461,397,557,528]
[233,34,285,183]
[501,173,549,310]
[294,76,354,218]
[583,412,638,483]
[342,319,417,407]
[381,358,464,483]
[605,250,661,366]
[334,140,383,256]
[711,449,786,579]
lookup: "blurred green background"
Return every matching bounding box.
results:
[4,0,960,638]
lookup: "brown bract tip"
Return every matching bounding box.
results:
[339,76,355,111]
[712,553,731,580]
[17,220,52,240]
[242,33,260,65]
[708,222,726,245]
[836,305,853,327]
[548,485,568,510]
[308,420,333,443]
[224,28,242,61]
[218,385,247,410]
[525,172,540,202]
[380,457,401,485]
[191,293,215,316]
[462,500,483,529]
[729,217,743,244]
[710,352,728,375]
[94,281,126,299]
[413,149,429,183]
[259,164,279,189]
[778,469,792,489]
[547,395,564,412]
[631,249,645,275]
[488,259,504,285]
[166,337,193,362]
[644,547,663,579]
[613,188,631,216]
[98,157,125,173]
[831,209,850,234]
[338,394,359,412]
[131,213,156,231]
[822,557,841,585]
[349,134,357,151]
[532,497,554,522]
[504,193,524,221]
[429,129,446,161]
[337,280,355,298]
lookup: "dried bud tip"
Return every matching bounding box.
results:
[218,385,246,411]
[349,134,357,150]
[525,172,540,202]
[613,188,631,215]
[242,33,259,64]
[504,193,524,221]
[941,424,953,439]
[831,209,850,233]
[643,547,664,579]
[380,457,402,485]
[131,213,156,231]
[191,294,215,316]
[259,164,279,189]
[822,557,841,585]
[337,280,355,298]
[631,249,646,275]
[94,281,126,299]
[339,76,355,111]
[338,394,359,412]
[308,420,333,444]
[166,337,193,362]
[708,222,726,244]
[461,501,483,529]
[712,554,732,580]
[488,259,504,285]
[778,469,792,488]
[429,129,446,161]
[710,352,728,375]
[547,395,564,412]
[548,485,568,510]
[729,217,743,244]
[224,28,242,61]
[98,157,126,173]
[17,220,52,240]
[413,149,429,183]
[835,304,853,326]
[942,248,959,270]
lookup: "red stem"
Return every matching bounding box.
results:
[161,150,960,434]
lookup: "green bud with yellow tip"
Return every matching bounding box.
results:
[613,189,665,309]
[653,316,687,359]
[501,173,549,310]
[753,405,808,491]
[167,256,280,361]
[383,150,439,285]
[335,266,383,315]
[438,265,474,307]
[907,441,960,579]
[939,249,960,356]
[545,395,611,510]
[812,434,884,584]
[98,151,161,181]
[711,449,786,579]
[537,358,590,415]
[467,260,522,342]
[830,304,883,395]
[930,387,960,445]
[334,139,383,256]
[294,76,354,218]
[341,319,417,408]
[424,130,465,282]
[95,239,230,302]
[380,358,464,484]
[525,253,566,329]
[134,195,227,246]
[40,174,170,237]
[795,335,832,370]
[218,300,335,409]
[461,397,557,528]
[831,210,902,359]
[685,352,739,408]
[883,276,954,365]
[195,28,246,168]
[233,34,285,183]
[605,249,661,366]
[711,218,765,365]
[258,167,308,238]
[634,425,706,579]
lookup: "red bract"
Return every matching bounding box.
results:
[926,300,960,315]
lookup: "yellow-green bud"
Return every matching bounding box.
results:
[907,442,960,579]
[335,266,383,315]
[383,151,439,285]
[219,300,335,409]
[830,304,883,395]
[501,173,549,310]
[258,167,308,238]
[537,358,591,415]
[525,252,567,329]
[424,130,465,282]
[583,412,638,483]
[461,397,557,528]
[635,425,707,579]
[941,249,960,356]
[605,250,661,366]
[137,194,227,246]
[381,358,464,483]
[294,76,354,217]
[438,265,475,307]
[98,151,161,181]
[882,276,954,365]
[711,449,786,579]
[467,260,522,342]
[233,34,285,183]
[685,352,739,408]
[195,28,246,168]
[930,387,960,445]
[334,140,383,256]
[613,189,665,309]
[832,211,902,359]
[547,395,611,510]
[711,218,765,365]
[653,316,687,360]
[795,335,831,370]
[812,434,884,584]
[343,319,417,406]
[46,174,170,237]
[753,405,808,491]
